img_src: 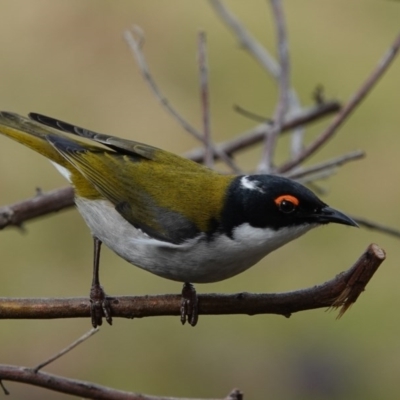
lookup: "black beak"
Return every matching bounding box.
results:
[316,206,359,227]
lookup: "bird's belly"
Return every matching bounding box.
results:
[75,198,314,283]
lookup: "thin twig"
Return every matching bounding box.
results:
[33,328,99,372]
[208,0,279,76]
[285,150,365,180]
[278,32,400,173]
[0,243,385,321]
[233,104,273,123]
[352,216,400,239]
[198,31,213,168]
[123,26,241,173]
[259,0,290,172]
[0,380,9,395]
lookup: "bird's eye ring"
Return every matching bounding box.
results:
[275,195,299,214]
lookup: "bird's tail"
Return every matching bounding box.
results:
[0,111,68,166]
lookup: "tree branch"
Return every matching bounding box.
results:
[352,216,400,239]
[0,187,74,230]
[0,364,242,400]
[33,328,99,372]
[0,244,384,321]
[284,150,365,180]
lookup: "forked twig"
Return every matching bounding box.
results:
[124,26,240,173]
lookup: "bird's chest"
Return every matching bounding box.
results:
[75,197,314,284]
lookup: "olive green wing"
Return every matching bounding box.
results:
[46,134,225,244]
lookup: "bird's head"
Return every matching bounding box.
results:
[220,174,357,241]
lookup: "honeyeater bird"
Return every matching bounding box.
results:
[0,112,357,327]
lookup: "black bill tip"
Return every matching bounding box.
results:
[316,206,359,227]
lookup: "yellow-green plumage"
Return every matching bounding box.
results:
[0,112,99,199]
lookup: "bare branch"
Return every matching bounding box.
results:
[285,150,365,180]
[208,0,279,76]
[331,244,386,318]
[352,216,400,239]
[259,0,291,172]
[0,364,238,400]
[124,27,241,173]
[278,32,400,173]
[198,31,213,168]
[0,244,385,321]
[33,328,99,372]
[0,187,74,230]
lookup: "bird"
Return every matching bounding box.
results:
[0,111,358,327]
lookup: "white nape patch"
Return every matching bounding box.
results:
[50,161,72,182]
[240,175,265,193]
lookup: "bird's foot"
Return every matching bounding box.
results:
[180,282,199,326]
[90,283,112,328]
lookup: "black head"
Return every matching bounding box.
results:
[220,175,357,236]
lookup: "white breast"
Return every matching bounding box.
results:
[75,197,316,283]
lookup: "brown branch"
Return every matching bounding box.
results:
[278,32,400,173]
[0,244,384,321]
[0,187,74,230]
[0,364,242,400]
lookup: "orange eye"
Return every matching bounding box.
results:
[274,195,299,214]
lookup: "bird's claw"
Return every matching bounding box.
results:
[90,283,112,327]
[180,282,199,326]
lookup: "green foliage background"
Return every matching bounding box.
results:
[0,1,399,399]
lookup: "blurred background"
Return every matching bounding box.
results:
[0,1,399,399]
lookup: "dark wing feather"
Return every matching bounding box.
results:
[29,113,156,160]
